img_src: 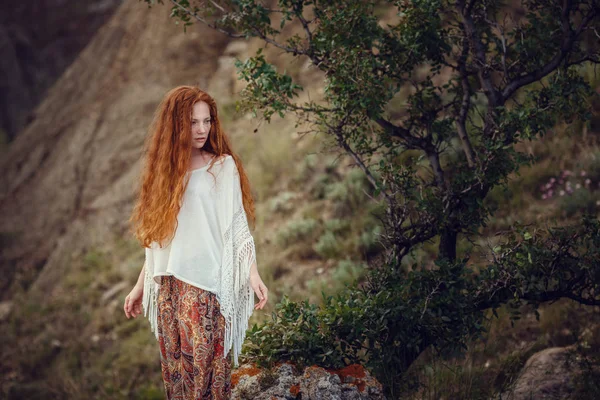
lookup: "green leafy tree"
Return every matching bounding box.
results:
[143,0,600,396]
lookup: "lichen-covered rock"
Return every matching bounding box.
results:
[501,346,579,400]
[231,361,386,400]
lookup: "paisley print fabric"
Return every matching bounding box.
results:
[157,275,232,399]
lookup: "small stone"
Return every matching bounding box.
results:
[0,301,13,322]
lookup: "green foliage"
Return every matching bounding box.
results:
[330,259,366,289]
[268,191,297,213]
[357,223,384,257]
[558,187,600,218]
[242,295,345,369]
[275,217,319,247]
[234,48,303,122]
[325,167,373,216]
[244,255,491,395]
[571,344,600,399]
[313,230,341,259]
[246,217,600,395]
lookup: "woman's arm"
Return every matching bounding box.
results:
[135,261,146,289]
[249,260,268,310]
[124,260,146,319]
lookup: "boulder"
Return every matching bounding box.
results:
[501,346,579,400]
[232,361,386,400]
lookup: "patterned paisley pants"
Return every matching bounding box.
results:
[157,275,232,399]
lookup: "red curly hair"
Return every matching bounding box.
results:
[129,85,256,249]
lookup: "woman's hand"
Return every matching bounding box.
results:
[124,283,144,319]
[250,269,268,310]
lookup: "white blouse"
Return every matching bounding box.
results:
[142,154,257,368]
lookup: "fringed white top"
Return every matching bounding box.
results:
[142,154,256,368]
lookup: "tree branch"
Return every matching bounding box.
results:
[501,5,598,100]
[374,117,425,148]
[457,0,502,107]
[455,37,477,168]
[168,0,245,38]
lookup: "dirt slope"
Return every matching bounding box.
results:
[0,0,123,140]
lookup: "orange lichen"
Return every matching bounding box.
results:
[336,364,367,379]
[289,384,300,396]
[231,363,262,387]
[325,363,368,392]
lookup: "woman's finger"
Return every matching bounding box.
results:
[261,285,268,301]
[124,297,130,318]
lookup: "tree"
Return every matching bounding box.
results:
[143,0,600,396]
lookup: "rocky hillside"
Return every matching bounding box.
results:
[0,0,123,141]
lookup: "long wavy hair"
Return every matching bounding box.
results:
[129,85,256,249]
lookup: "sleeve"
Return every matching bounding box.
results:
[142,244,159,340]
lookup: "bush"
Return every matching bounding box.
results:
[268,191,297,213]
[357,224,384,257]
[295,153,319,184]
[310,173,335,200]
[558,188,600,218]
[323,218,351,234]
[325,168,372,215]
[314,231,342,259]
[331,259,366,289]
[275,217,319,247]
[243,256,491,396]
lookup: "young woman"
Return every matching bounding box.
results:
[123,85,268,399]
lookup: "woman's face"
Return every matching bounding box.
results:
[191,101,211,150]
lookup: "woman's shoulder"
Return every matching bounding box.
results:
[213,154,234,174]
[216,154,233,163]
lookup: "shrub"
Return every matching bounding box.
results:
[325,168,372,215]
[244,256,491,395]
[323,218,351,234]
[275,217,319,247]
[558,188,600,218]
[357,224,384,257]
[310,173,335,200]
[313,231,342,259]
[268,191,297,213]
[331,259,366,289]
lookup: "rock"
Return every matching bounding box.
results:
[231,361,385,400]
[0,301,13,321]
[300,366,343,399]
[501,346,580,400]
[0,0,122,140]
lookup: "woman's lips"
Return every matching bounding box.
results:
[195,138,206,141]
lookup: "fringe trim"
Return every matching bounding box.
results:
[142,258,159,340]
[219,204,256,368]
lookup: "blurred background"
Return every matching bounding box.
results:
[0,1,599,399]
